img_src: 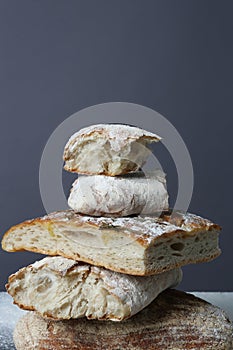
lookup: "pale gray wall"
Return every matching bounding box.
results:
[0,0,233,291]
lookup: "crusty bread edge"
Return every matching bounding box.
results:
[1,213,222,249]
[2,242,221,277]
[63,129,161,161]
[13,289,233,350]
[2,214,221,276]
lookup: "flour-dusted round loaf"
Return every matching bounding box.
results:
[6,256,182,321]
[13,290,233,350]
[68,171,169,216]
[63,124,161,176]
[2,210,221,276]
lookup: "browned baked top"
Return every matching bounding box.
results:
[3,209,221,247]
[13,290,233,350]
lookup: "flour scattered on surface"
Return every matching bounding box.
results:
[0,293,26,350]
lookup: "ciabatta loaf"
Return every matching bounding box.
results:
[6,256,181,321]
[68,171,169,216]
[63,124,161,176]
[2,210,221,276]
[13,290,233,350]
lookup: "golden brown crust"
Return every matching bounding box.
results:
[2,210,221,276]
[5,246,221,277]
[2,209,221,249]
[13,290,233,350]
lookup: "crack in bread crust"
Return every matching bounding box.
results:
[63,124,161,176]
[6,256,182,321]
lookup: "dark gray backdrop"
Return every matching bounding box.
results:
[0,0,232,291]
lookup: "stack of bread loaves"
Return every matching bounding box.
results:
[2,124,232,349]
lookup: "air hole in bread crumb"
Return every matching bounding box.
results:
[30,239,39,243]
[170,242,184,251]
[172,253,183,257]
[36,276,52,292]
[195,237,200,242]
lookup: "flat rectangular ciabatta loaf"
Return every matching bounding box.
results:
[6,256,182,321]
[13,290,233,350]
[68,171,169,216]
[63,124,161,176]
[2,210,221,276]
